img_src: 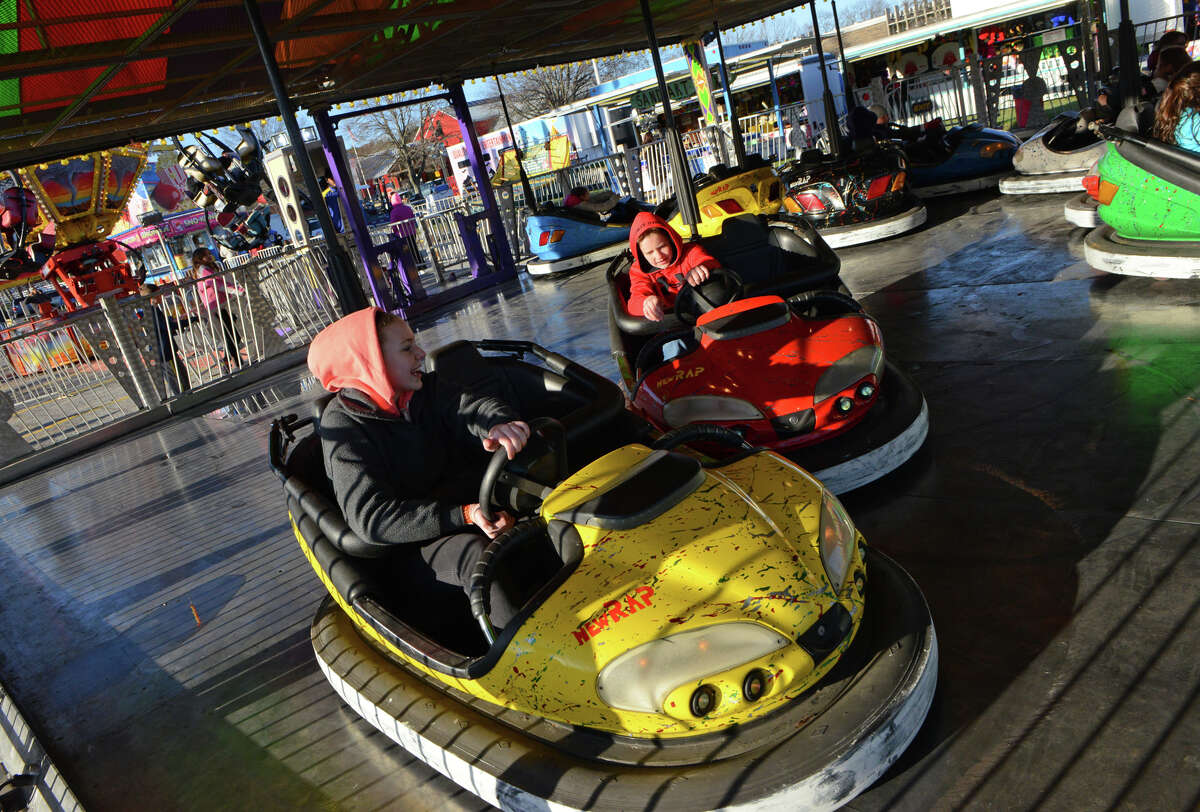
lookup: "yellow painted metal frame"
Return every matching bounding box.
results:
[19,146,148,249]
[668,165,784,239]
[294,443,865,739]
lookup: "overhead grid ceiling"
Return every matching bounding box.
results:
[0,0,809,170]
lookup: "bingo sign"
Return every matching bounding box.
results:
[683,41,718,126]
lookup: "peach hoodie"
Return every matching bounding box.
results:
[307,307,414,416]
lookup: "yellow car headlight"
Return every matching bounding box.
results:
[595,623,790,714]
[819,490,856,590]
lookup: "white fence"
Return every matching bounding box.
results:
[0,244,341,466]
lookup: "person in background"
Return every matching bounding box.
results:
[564,186,642,222]
[190,247,242,372]
[322,176,344,233]
[1152,45,1194,96]
[389,191,422,268]
[1153,63,1200,152]
[1147,30,1189,77]
[138,282,192,396]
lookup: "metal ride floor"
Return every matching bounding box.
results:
[1,192,1197,811]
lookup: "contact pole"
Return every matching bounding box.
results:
[809,0,844,160]
[241,0,366,315]
[639,0,703,237]
[831,0,853,98]
[713,21,747,166]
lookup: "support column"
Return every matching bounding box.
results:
[312,109,395,310]
[242,0,366,316]
[1080,0,1099,102]
[713,22,747,167]
[639,0,702,237]
[966,47,991,128]
[448,83,516,279]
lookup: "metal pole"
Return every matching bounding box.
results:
[831,0,854,99]
[713,21,747,166]
[1116,0,1138,108]
[241,0,366,316]
[154,228,180,283]
[447,83,517,279]
[809,0,844,160]
[1079,0,1098,103]
[639,0,702,237]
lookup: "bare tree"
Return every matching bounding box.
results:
[245,116,287,151]
[497,54,648,120]
[356,101,448,192]
[844,0,893,24]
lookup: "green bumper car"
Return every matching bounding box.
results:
[1084,126,1200,279]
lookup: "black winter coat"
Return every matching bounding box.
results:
[317,371,518,546]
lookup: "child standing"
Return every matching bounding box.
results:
[625,212,716,321]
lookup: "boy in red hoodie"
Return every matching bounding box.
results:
[626,211,717,321]
[308,307,531,628]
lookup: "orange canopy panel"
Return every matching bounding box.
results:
[276,0,395,69]
[8,0,168,114]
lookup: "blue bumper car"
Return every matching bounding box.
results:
[890,120,1019,197]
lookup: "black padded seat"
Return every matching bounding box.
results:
[703,215,841,297]
[558,450,703,530]
[697,298,790,341]
[427,340,521,408]
[535,203,605,224]
[607,215,841,337]
[428,340,630,476]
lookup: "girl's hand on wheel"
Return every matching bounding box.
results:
[482,421,530,460]
[465,503,514,538]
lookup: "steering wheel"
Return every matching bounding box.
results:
[788,289,864,319]
[673,267,744,325]
[478,416,568,522]
[467,517,548,645]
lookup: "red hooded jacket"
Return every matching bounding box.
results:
[625,212,716,318]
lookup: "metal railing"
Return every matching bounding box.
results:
[0,243,340,466]
[884,66,977,128]
[1125,14,1198,57]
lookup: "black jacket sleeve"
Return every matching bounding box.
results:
[319,400,470,547]
[436,374,520,446]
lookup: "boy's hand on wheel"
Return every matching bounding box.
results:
[642,295,665,321]
[483,421,530,460]
[685,264,711,285]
